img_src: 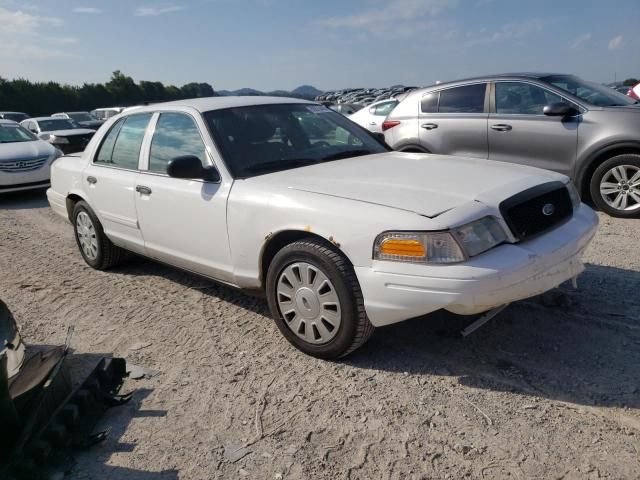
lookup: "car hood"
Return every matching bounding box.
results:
[0,140,55,161]
[77,121,103,128]
[253,152,566,218]
[39,129,95,137]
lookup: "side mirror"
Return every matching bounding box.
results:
[166,155,220,182]
[543,102,579,117]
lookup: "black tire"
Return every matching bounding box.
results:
[72,200,127,270]
[266,238,375,359]
[590,154,640,218]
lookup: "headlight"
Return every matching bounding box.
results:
[373,231,465,264]
[566,181,581,211]
[373,216,508,265]
[451,216,507,257]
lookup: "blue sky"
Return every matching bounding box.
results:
[1,0,639,91]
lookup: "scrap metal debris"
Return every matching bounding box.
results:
[0,299,130,480]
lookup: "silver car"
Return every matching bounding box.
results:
[384,73,640,218]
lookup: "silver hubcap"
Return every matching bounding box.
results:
[276,262,342,345]
[76,211,98,260]
[600,165,640,212]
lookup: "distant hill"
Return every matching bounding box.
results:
[217,85,323,100]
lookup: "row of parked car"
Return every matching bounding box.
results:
[0,108,125,154]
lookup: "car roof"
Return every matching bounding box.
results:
[128,96,315,114]
[0,119,19,125]
[424,72,571,89]
[30,116,71,122]
[0,111,28,114]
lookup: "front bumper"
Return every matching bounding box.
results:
[355,204,599,327]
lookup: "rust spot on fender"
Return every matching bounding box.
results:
[304,225,312,232]
[329,236,341,248]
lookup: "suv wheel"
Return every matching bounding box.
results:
[590,154,640,218]
[72,201,127,270]
[266,238,374,359]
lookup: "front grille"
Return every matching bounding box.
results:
[62,133,94,153]
[500,181,573,241]
[0,156,49,173]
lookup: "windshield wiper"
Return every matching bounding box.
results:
[321,149,372,161]
[243,158,318,174]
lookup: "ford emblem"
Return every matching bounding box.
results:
[542,203,555,216]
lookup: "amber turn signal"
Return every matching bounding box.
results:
[379,238,426,257]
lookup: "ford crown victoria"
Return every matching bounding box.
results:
[47,97,598,358]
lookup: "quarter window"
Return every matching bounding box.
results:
[149,113,207,174]
[95,113,151,169]
[438,84,486,113]
[420,93,438,113]
[495,82,564,115]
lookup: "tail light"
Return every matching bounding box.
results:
[382,120,400,132]
[629,84,640,100]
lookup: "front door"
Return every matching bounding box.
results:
[134,111,234,282]
[488,81,579,176]
[83,113,153,254]
[418,83,489,158]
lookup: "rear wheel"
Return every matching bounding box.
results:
[72,201,127,270]
[266,239,374,359]
[590,154,640,218]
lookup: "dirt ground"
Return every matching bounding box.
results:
[1,190,639,480]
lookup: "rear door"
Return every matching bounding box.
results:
[488,81,579,176]
[418,83,489,158]
[133,111,234,282]
[83,113,153,254]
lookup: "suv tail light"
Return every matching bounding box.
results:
[382,120,400,132]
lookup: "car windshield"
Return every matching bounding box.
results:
[2,113,29,122]
[542,75,638,107]
[38,119,76,131]
[203,103,388,178]
[0,123,37,143]
[68,112,94,122]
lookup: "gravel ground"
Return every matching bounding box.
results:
[1,190,639,480]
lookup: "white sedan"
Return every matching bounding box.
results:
[1,120,61,193]
[47,97,598,358]
[348,98,398,133]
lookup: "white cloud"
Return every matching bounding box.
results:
[134,5,184,16]
[0,7,76,60]
[570,33,591,49]
[320,0,457,37]
[608,35,625,51]
[73,7,103,14]
[465,19,544,47]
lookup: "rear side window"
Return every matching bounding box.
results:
[95,113,152,169]
[373,101,398,116]
[438,84,486,113]
[149,113,207,174]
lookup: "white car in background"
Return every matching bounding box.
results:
[0,120,61,193]
[349,99,398,134]
[47,97,598,358]
[20,117,95,154]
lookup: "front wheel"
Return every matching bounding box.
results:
[590,154,640,218]
[266,239,374,359]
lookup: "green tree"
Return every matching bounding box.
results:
[623,78,639,86]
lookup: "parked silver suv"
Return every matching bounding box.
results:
[384,73,640,217]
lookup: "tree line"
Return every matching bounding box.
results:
[0,71,215,117]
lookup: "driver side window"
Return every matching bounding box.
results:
[149,113,207,174]
[495,82,564,115]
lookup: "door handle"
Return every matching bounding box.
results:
[86,176,97,184]
[135,185,152,195]
[491,124,512,132]
[369,122,377,126]
[421,123,438,130]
